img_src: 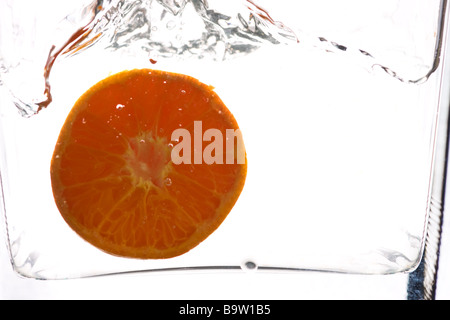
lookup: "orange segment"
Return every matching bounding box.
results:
[50,69,247,259]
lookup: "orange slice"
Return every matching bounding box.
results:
[50,69,247,259]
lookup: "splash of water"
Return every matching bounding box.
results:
[0,0,446,117]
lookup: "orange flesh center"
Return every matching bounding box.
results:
[125,133,171,188]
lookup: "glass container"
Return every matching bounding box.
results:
[1,0,449,279]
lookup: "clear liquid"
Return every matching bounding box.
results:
[1,0,444,116]
[0,0,446,278]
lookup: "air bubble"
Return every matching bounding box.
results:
[166,21,176,30]
[164,178,172,187]
[242,261,258,272]
[116,104,125,110]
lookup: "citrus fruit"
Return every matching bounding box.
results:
[50,69,247,259]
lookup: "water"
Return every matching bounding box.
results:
[0,0,444,116]
[0,0,447,278]
[2,0,300,116]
